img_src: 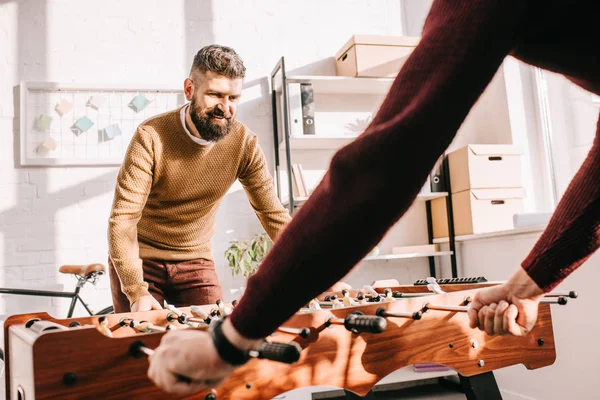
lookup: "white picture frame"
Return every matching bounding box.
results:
[19,81,185,166]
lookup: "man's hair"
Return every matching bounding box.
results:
[190,45,246,79]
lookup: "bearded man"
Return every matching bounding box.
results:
[107,45,292,313]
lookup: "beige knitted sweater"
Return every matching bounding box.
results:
[108,107,291,305]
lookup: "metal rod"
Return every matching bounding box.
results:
[129,341,192,384]
[392,292,435,298]
[425,303,468,312]
[327,317,344,326]
[277,326,311,338]
[139,346,154,357]
[186,317,209,325]
[544,291,577,298]
[131,321,170,333]
[377,308,422,320]
[427,298,567,313]
[541,296,568,305]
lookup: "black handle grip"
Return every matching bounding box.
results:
[344,314,387,333]
[257,341,302,364]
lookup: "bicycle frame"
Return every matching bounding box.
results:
[0,275,98,318]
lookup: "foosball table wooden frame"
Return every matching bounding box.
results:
[3,279,568,400]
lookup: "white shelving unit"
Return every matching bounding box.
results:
[363,251,453,261]
[269,57,462,397]
[283,75,394,95]
[271,56,458,276]
[282,192,448,209]
[279,134,360,150]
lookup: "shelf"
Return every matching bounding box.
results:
[363,251,453,261]
[284,75,394,95]
[279,134,360,150]
[433,225,546,243]
[415,192,448,201]
[282,192,447,208]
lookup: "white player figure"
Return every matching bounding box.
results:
[383,288,395,302]
[356,292,369,305]
[96,316,113,337]
[308,298,322,311]
[341,289,357,307]
[426,277,446,294]
[216,299,233,316]
[191,305,217,325]
[330,294,344,309]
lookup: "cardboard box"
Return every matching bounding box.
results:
[431,188,525,238]
[447,144,522,193]
[335,35,420,78]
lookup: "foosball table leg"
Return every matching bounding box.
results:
[343,389,377,399]
[459,372,503,400]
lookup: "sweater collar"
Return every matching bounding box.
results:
[180,104,213,146]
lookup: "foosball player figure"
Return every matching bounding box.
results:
[356,291,368,305]
[216,299,233,316]
[96,315,113,337]
[383,288,395,302]
[342,289,357,307]
[308,298,322,311]
[330,294,343,309]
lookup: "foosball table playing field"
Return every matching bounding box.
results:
[3,277,576,400]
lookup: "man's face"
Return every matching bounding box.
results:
[184,70,243,142]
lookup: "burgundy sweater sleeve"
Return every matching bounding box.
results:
[522,124,600,291]
[229,0,532,339]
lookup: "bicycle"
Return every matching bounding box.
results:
[0,263,114,318]
[0,263,114,379]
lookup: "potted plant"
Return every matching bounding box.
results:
[224,232,273,278]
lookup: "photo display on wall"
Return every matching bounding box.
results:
[20,82,186,166]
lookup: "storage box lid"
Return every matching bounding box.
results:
[471,188,525,200]
[467,144,523,156]
[335,35,420,59]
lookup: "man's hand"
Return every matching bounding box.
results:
[147,329,236,396]
[147,318,262,396]
[131,295,163,312]
[467,268,544,336]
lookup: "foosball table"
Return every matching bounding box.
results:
[3,277,575,400]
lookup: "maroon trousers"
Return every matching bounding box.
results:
[109,258,223,313]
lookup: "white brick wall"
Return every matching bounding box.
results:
[0,0,409,321]
[0,2,414,397]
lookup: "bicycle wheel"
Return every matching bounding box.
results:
[94,305,114,315]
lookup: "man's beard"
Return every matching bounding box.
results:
[189,98,233,142]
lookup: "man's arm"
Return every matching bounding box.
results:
[520,122,600,291]
[238,134,292,241]
[468,130,599,336]
[229,0,534,339]
[108,126,155,306]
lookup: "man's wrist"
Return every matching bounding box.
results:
[507,268,544,300]
[221,317,263,351]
